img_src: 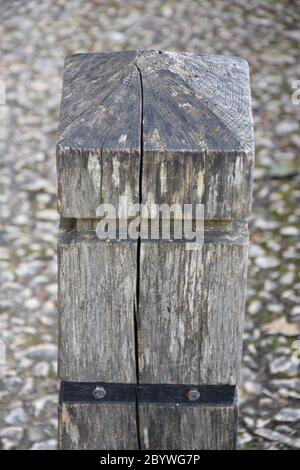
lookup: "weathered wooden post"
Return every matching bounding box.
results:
[57,50,254,450]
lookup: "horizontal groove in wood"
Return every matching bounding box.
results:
[74,218,233,232]
[58,220,248,245]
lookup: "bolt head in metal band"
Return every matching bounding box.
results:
[186,389,201,402]
[92,386,106,400]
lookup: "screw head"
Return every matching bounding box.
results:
[92,386,106,400]
[186,389,200,402]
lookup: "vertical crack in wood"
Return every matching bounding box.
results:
[134,59,144,449]
[99,147,103,205]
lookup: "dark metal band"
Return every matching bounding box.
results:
[60,382,237,406]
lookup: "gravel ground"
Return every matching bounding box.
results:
[0,0,300,450]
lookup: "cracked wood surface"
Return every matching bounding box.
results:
[57,49,254,219]
[58,402,237,450]
[58,403,138,450]
[58,222,248,384]
[138,231,248,385]
[138,404,238,450]
[57,50,254,449]
[58,232,137,382]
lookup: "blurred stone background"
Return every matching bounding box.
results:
[0,0,299,450]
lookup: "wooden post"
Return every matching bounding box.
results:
[57,50,254,450]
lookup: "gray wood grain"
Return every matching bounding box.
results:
[139,404,238,450]
[58,403,138,450]
[58,230,137,382]
[57,51,141,217]
[140,52,254,219]
[57,50,254,219]
[138,222,248,385]
[57,50,254,450]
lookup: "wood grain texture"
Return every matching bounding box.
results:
[58,402,237,450]
[58,403,138,450]
[58,230,137,382]
[57,50,254,450]
[138,404,238,450]
[57,50,254,219]
[57,51,141,217]
[138,222,248,385]
[139,51,254,219]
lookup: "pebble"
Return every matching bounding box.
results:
[254,220,279,230]
[256,419,270,429]
[243,381,263,395]
[5,408,28,426]
[32,361,50,377]
[34,395,57,418]
[0,427,23,442]
[291,134,300,148]
[36,209,58,221]
[255,256,280,269]
[5,376,22,391]
[275,121,298,136]
[249,244,265,258]
[28,427,46,442]
[254,428,300,449]
[18,344,57,361]
[238,432,253,446]
[291,306,300,316]
[243,416,255,428]
[248,300,262,315]
[16,262,45,279]
[267,303,284,313]
[272,379,300,392]
[280,226,299,236]
[30,439,57,450]
[279,272,294,285]
[20,377,35,395]
[1,438,15,450]
[24,298,40,310]
[269,357,298,377]
[278,389,300,400]
[262,317,300,337]
[274,408,300,423]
